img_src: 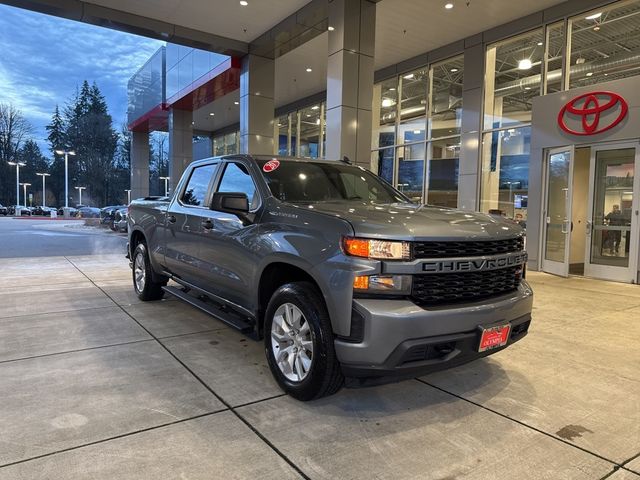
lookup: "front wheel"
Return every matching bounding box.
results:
[264,282,344,401]
[132,242,166,301]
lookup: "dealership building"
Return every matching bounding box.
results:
[13,0,640,284]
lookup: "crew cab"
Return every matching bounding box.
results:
[127,155,532,400]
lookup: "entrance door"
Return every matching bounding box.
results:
[542,147,575,277]
[584,143,639,283]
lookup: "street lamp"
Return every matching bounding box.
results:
[36,173,51,206]
[159,176,170,196]
[125,189,131,204]
[7,161,26,205]
[75,186,86,206]
[19,182,31,207]
[55,149,76,208]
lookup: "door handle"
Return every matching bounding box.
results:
[586,220,592,235]
[167,215,176,224]
[201,219,213,230]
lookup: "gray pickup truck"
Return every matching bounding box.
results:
[128,155,532,400]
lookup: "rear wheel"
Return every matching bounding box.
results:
[132,242,166,301]
[264,282,344,401]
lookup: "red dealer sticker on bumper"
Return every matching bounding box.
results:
[478,324,511,352]
[263,159,280,172]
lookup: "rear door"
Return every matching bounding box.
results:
[163,161,220,283]
[197,159,262,308]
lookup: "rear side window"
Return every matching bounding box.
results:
[217,162,258,208]
[182,164,217,206]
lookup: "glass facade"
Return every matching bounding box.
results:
[212,130,240,156]
[166,43,229,100]
[371,55,463,206]
[274,102,326,159]
[127,47,165,126]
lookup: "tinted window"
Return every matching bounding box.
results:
[217,162,258,207]
[182,164,217,206]
[257,160,409,204]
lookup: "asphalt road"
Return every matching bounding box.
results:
[0,217,128,258]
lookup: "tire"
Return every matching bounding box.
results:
[264,282,344,401]
[132,242,166,301]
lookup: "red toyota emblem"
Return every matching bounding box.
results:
[558,91,628,136]
[263,159,280,172]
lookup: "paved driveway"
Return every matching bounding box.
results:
[0,251,638,479]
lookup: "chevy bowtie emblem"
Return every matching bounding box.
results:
[557,91,628,136]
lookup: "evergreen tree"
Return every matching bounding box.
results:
[16,140,50,206]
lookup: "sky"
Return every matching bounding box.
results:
[0,4,164,156]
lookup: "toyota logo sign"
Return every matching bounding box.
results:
[557,91,628,136]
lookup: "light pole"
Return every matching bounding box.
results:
[75,186,86,206]
[159,176,170,196]
[55,149,76,208]
[36,172,51,206]
[125,189,131,204]
[7,161,26,205]
[19,182,31,207]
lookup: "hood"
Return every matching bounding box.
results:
[301,201,523,241]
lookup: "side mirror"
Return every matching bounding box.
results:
[211,192,249,219]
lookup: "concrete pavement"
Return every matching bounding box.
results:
[0,251,638,479]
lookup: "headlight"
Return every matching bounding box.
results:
[353,274,412,295]
[343,236,410,260]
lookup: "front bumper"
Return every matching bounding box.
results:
[335,280,533,379]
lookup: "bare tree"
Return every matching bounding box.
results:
[0,103,33,161]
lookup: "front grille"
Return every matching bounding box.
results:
[412,237,524,259]
[411,266,522,306]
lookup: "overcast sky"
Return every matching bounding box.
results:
[0,4,164,156]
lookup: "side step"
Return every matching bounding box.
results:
[162,286,254,334]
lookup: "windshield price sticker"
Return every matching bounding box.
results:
[263,159,280,172]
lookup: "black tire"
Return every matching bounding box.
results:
[132,242,166,301]
[264,282,344,401]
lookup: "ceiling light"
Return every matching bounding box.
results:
[585,12,602,20]
[586,72,593,77]
[524,87,531,90]
[576,57,586,64]
[403,73,414,80]
[328,26,335,31]
[234,101,239,105]
[315,119,321,125]
[593,26,600,31]
[389,87,396,91]
[381,98,395,108]
[239,0,248,6]
[413,130,422,134]
[444,3,454,9]
[450,68,458,72]
[518,59,532,70]
[306,114,311,117]
[537,42,543,46]
[311,105,319,110]
[306,67,312,72]
[209,112,215,116]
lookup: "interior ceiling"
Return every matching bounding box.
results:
[85,0,310,41]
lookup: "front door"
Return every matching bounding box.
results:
[584,143,640,283]
[542,146,575,277]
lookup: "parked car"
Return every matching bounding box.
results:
[8,205,31,216]
[113,208,128,233]
[57,206,78,217]
[0,204,7,216]
[128,155,532,401]
[76,206,101,218]
[32,206,55,216]
[100,205,126,228]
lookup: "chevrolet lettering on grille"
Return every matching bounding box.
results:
[422,252,528,273]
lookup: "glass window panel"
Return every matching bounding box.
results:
[299,105,321,158]
[225,132,237,155]
[372,78,397,149]
[182,164,217,206]
[480,126,531,220]
[277,115,289,156]
[193,49,211,82]
[484,29,544,130]
[397,143,425,203]
[400,68,428,124]
[430,56,464,138]
[568,1,640,89]
[545,22,565,94]
[375,148,395,184]
[428,138,460,207]
[214,135,225,156]
[178,51,193,95]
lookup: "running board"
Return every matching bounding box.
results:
[162,286,254,334]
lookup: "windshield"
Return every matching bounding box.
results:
[257,160,410,204]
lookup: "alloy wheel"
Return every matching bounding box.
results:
[270,303,314,382]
